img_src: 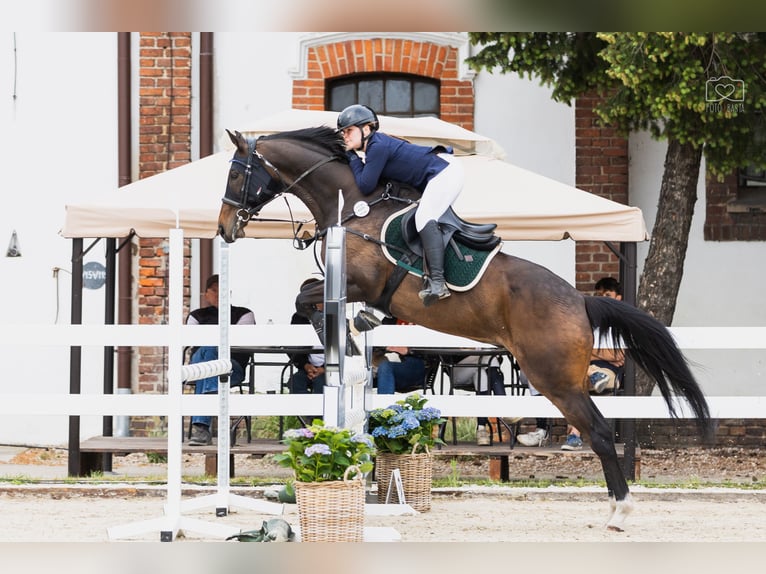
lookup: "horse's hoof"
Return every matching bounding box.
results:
[605,493,634,532]
[352,310,381,332]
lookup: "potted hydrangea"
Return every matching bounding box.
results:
[368,394,445,511]
[274,421,375,542]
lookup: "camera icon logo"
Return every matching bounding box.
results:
[706,76,745,102]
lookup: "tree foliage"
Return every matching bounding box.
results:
[468,32,766,177]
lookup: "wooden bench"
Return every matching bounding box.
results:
[78,436,639,480]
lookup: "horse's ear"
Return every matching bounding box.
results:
[226,129,248,153]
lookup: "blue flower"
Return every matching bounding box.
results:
[416,407,441,421]
[304,444,332,457]
[368,395,443,455]
[386,424,409,438]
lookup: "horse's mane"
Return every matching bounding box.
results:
[262,126,346,157]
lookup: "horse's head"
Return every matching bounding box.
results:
[218,127,353,244]
[218,129,283,243]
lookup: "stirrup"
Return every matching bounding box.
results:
[418,282,450,307]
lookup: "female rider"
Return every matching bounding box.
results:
[337,104,464,307]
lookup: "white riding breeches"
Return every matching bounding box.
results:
[415,153,464,231]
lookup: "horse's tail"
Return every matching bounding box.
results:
[584,296,711,437]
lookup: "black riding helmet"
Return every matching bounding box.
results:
[337,104,379,132]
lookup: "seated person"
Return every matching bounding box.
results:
[562,276,625,451]
[187,274,255,446]
[440,352,507,446]
[373,317,428,395]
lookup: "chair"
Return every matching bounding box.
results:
[183,347,253,445]
[436,350,523,447]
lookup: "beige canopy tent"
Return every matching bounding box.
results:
[61,109,648,242]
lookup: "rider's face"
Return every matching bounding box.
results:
[341,125,367,151]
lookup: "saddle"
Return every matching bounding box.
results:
[400,205,501,257]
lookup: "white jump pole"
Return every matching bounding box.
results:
[178,237,283,518]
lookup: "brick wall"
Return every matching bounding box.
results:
[573,92,629,292]
[134,32,193,435]
[291,38,474,129]
[704,172,766,241]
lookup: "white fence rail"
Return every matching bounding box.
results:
[1,323,765,419]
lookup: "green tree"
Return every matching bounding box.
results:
[468,32,766,395]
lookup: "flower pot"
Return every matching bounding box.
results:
[294,474,365,542]
[375,451,433,512]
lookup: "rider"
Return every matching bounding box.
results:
[337,104,465,307]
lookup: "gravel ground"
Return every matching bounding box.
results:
[1,445,766,546]
[3,445,766,485]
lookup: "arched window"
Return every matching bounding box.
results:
[327,74,440,118]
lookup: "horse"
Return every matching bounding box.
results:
[217,126,711,531]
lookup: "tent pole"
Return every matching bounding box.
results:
[68,238,84,477]
[101,238,117,472]
[198,32,215,288]
[619,241,637,481]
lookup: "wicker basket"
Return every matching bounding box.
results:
[294,469,365,542]
[375,451,433,512]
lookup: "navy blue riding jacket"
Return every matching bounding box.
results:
[347,131,451,195]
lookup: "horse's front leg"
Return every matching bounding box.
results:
[295,280,326,344]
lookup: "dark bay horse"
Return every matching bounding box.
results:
[217,126,711,531]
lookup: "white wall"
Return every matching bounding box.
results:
[0,33,119,445]
[473,64,578,285]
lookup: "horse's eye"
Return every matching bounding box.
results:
[230,171,240,181]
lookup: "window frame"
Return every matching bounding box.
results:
[326,73,441,118]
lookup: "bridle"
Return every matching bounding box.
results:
[222,136,341,225]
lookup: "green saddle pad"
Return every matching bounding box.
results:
[381,207,501,292]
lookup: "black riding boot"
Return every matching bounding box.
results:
[418,220,450,306]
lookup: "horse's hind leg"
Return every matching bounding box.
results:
[585,401,634,531]
[556,393,633,531]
